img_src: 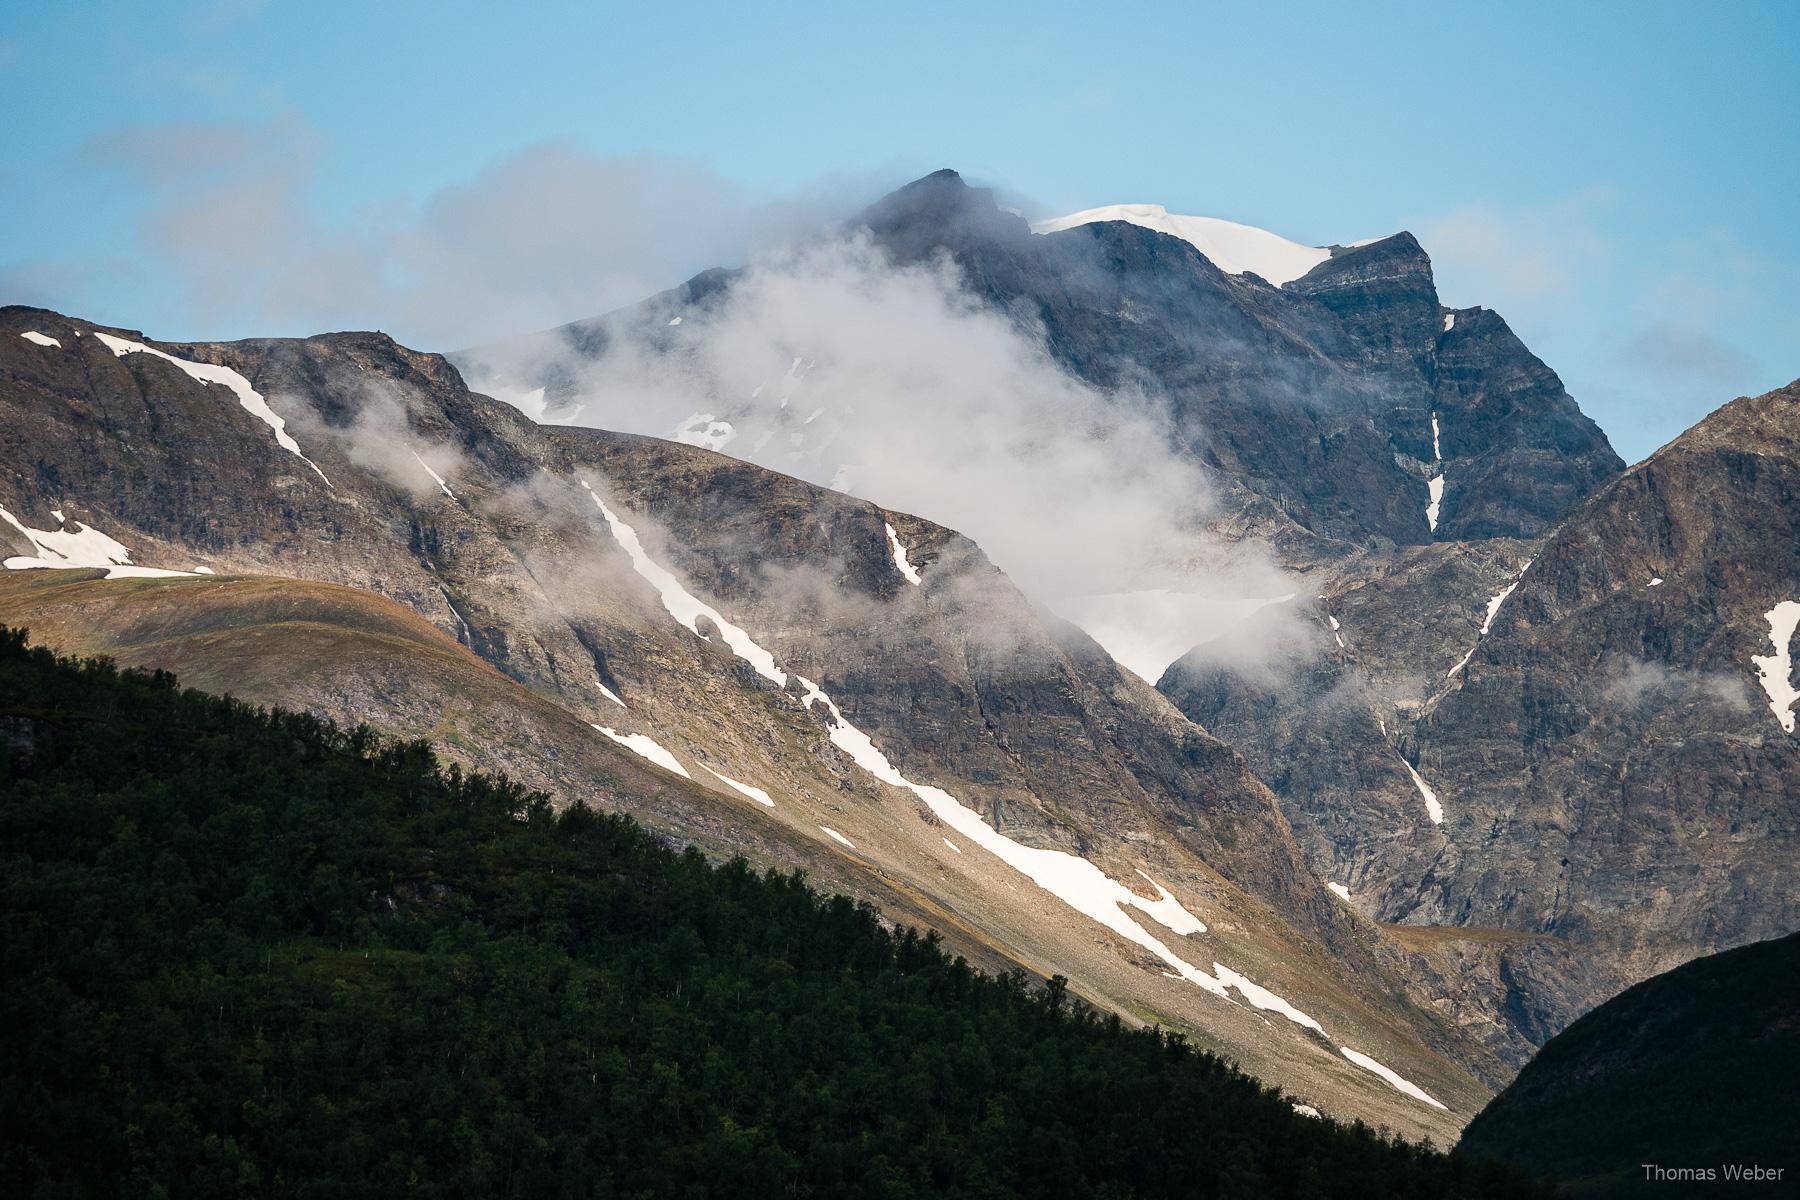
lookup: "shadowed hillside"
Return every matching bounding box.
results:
[1459,931,1800,1196]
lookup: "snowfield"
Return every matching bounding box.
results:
[1402,758,1445,825]
[885,522,922,585]
[0,504,195,579]
[591,724,690,778]
[1033,204,1351,286]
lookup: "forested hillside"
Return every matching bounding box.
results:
[1460,930,1800,1196]
[0,629,1545,1198]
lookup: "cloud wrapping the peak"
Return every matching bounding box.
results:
[473,232,1301,683]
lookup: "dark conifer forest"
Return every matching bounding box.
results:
[0,629,1548,1198]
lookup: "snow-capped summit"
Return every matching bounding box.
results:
[1032,203,1357,286]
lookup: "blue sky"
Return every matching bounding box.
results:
[3,0,1795,461]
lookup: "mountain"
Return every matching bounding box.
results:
[462,169,1623,565]
[459,171,1800,1083]
[1402,379,1800,1033]
[1458,930,1800,1196]
[0,304,1501,1141]
[0,631,1554,1198]
[3,168,1793,1142]
[453,169,1659,1067]
[1165,379,1800,1064]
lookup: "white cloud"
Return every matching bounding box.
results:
[475,232,1304,680]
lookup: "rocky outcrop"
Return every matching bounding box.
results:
[1401,381,1800,1024]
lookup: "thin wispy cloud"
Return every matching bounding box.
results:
[54,116,873,348]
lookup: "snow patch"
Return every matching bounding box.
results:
[410,450,455,499]
[1402,758,1444,825]
[594,679,626,708]
[93,332,330,484]
[703,765,774,806]
[667,316,682,326]
[591,724,689,777]
[1327,882,1352,902]
[1212,961,1325,1035]
[1431,412,1442,460]
[1426,475,1445,532]
[20,331,60,348]
[819,825,855,848]
[1481,578,1522,635]
[1648,577,1664,587]
[588,486,788,686]
[1327,613,1345,648]
[1033,204,1344,286]
[885,522,922,585]
[0,504,194,579]
[1340,1048,1448,1110]
[672,412,735,451]
[1447,564,1531,679]
[1443,313,1455,332]
[943,837,962,853]
[194,565,215,574]
[1751,600,1800,733]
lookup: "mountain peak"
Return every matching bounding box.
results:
[855,168,1028,255]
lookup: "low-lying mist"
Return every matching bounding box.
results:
[463,232,1306,682]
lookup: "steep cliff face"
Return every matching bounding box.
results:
[1405,381,1800,1015]
[0,305,1502,1142]
[1164,380,1800,1063]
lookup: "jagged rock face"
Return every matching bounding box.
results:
[1406,381,1800,1012]
[1160,539,1537,902]
[1428,309,1625,540]
[0,305,1506,1142]
[1156,539,1551,1067]
[545,428,1320,912]
[473,169,1622,560]
[1163,381,1800,1064]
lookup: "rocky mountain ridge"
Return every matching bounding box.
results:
[0,303,1501,1142]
